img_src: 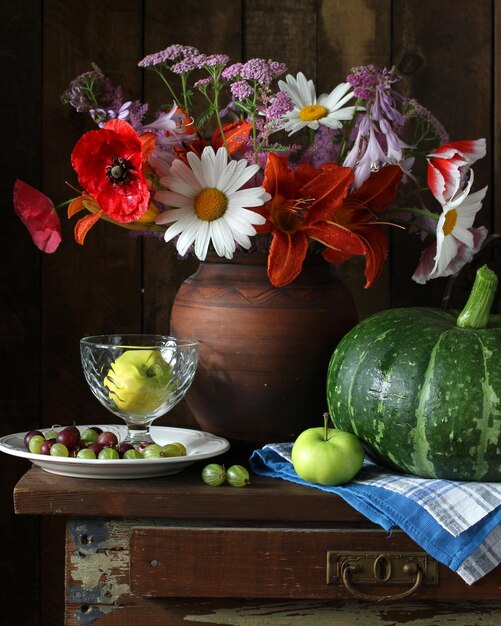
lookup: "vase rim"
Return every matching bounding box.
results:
[203,251,331,268]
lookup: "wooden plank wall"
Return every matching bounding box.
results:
[0,1,497,624]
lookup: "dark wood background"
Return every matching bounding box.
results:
[1,1,498,624]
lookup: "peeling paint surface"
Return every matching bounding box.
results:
[69,550,131,602]
[183,600,501,625]
[67,519,132,607]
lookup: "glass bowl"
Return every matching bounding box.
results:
[80,334,199,444]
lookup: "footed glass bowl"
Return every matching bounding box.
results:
[80,334,199,444]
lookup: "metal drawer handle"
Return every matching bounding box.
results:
[341,561,423,602]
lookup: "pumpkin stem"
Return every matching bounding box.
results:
[456,265,498,329]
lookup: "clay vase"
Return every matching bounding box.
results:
[170,254,358,449]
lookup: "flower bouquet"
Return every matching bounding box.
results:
[13,44,488,290]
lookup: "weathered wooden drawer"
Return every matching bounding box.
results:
[128,525,499,602]
[65,518,501,624]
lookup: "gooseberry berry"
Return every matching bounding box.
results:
[201,463,226,486]
[226,465,250,488]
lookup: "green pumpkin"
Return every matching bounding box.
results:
[326,265,501,481]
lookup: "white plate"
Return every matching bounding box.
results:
[0,425,230,479]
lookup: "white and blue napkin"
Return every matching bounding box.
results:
[249,443,501,584]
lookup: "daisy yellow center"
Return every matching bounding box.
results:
[194,187,228,221]
[443,209,457,236]
[299,104,328,122]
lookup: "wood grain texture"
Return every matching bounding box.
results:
[0,1,43,625]
[391,0,494,309]
[318,0,393,319]
[129,526,501,601]
[63,598,501,626]
[40,3,144,623]
[3,3,501,624]
[14,466,368,522]
[141,0,243,428]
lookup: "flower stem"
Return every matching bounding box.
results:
[210,76,230,155]
[381,206,440,221]
[154,70,182,109]
[456,265,498,329]
[180,73,190,116]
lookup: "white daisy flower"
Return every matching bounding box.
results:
[155,147,269,260]
[277,72,357,135]
[430,171,488,278]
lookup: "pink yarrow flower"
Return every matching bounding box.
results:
[138,45,200,67]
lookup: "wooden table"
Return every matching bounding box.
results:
[14,464,501,625]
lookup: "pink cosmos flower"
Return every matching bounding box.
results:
[412,173,488,283]
[13,180,62,253]
[427,138,486,205]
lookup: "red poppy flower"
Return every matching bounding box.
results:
[256,153,361,287]
[322,165,403,287]
[13,180,61,253]
[70,119,152,223]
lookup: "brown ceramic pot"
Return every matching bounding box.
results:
[170,254,358,449]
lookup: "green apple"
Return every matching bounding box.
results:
[104,349,174,414]
[291,415,364,486]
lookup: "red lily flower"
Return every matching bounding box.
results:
[211,120,253,155]
[13,180,62,253]
[256,153,361,287]
[322,165,403,287]
[71,119,153,223]
[171,120,253,166]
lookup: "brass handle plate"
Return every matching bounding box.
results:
[326,551,438,601]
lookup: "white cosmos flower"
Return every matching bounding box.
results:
[155,147,269,260]
[277,72,357,136]
[429,171,488,278]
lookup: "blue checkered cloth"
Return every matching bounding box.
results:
[249,443,501,584]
